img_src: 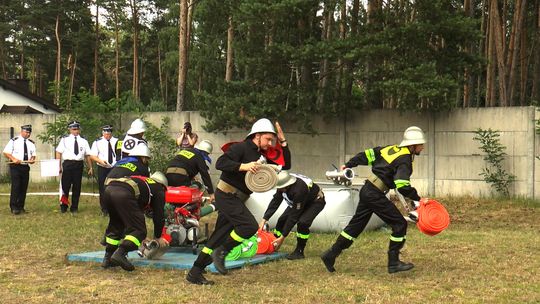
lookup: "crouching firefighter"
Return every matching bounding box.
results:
[321,126,425,274]
[185,118,291,285]
[259,171,325,260]
[101,172,168,271]
[166,139,215,201]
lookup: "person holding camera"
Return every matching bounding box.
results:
[176,122,198,148]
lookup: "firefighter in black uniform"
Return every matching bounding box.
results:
[259,171,326,260]
[321,126,426,274]
[101,171,168,271]
[166,139,215,201]
[106,144,151,180]
[186,118,291,285]
[2,125,36,214]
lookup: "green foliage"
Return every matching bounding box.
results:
[142,116,176,173]
[473,128,516,197]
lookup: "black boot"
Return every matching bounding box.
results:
[111,247,135,271]
[101,245,118,269]
[387,250,414,274]
[211,246,229,275]
[321,246,341,272]
[287,237,307,260]
[186,266,214,285]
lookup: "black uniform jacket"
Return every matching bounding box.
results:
[216,140,291,195]
[345,144,420,201]
[107,156,150,178]
[167,147,214,194]
[263,178,321,237]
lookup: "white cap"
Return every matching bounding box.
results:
[246,118,276,138]
[398,126,426,147]
[127,118,146,135]
[129,143,151,158]
[276,171,297,188]
[195,140,213,154]
[150,171,168,187]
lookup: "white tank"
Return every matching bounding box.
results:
[245,183,384,233]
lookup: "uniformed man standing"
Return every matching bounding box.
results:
[120,118,148,158]
[186,118,291,285]
[321,126,425,274]
[259,171,326,260]
[55,121,93,213]
[166,139,215,200]
[101,171,168,271]
[2,125,36,215]
[89,125,119,215]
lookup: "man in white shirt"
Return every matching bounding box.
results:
[90,125,119,215]
[55,121,93,213]
[2,124,36,215]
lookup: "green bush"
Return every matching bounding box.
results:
[473,128,516,197]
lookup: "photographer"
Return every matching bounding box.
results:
[176,122,198,148]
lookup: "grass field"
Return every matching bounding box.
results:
[0,182,538,304]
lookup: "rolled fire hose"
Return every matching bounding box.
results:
[245,164,280,193]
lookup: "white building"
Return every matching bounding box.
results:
[0,79,61,114]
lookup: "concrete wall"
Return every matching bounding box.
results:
[1,107,537,198]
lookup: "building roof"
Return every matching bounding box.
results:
[0,79,62,113]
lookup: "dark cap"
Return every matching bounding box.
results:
[102,125,113,133]
[21,124,32,132]
[67,121,80,129]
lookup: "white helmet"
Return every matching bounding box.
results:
[399,126,426,147]
[276,171,297,189]
[129,143,151,158]
[150,171,168,187]
[127,118,146,134]
[195,140,213,154]
[246,118,276,138]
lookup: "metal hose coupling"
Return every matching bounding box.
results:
[325,168,355,186]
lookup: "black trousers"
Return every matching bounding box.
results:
[204,189,258,249]
[97,166,112,212]
[9,165,30,212]
[275,196,326,237]
[61,160,84,211]
[343,182,407,239]
[103,185,147,250]
[166,172,191,187]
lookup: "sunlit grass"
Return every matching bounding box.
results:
[0,190,538,303]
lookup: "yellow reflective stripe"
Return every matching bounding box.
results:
[273,229,282,237]
[365,148,376,165]
[340,231,355,241]
[380,145,410,164]
[201,247,213,255]
[124,235,141,247]
[394,179,410,189]
[116,140,123,150]
[106,237,120,246]
[118,162,137,172]
[296,232,310,239]
[230,230,245,242]
[390,235,405,242]
[178,150,195,159]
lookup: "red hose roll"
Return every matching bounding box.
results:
[416,198,450,236]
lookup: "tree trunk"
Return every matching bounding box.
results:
[176,0,188,112]
[114,8,120,101]
[225,16,234,82]
[130,0,139,100]
[54,14,61,105]
[367,0,383,108]
[477,0,488,106]
[344,0,359,102]
[317,1,334,109]
[68,54,77,110]
[507,0,527,105]
[531,0,540,102]
[335,0,347,107]
[93,1,99,96]
[463,0,472,107]
[492,0,508,106]
[486,0,497,106]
